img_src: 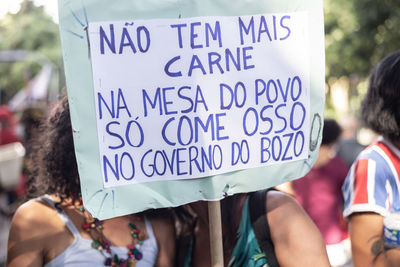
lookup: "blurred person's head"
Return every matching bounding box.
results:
[314,119,342,168]
[361,50,400,145]
[0,105,20,145]
[28,94,80,201]
[339,115,358,140]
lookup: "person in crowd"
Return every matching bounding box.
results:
[0,105,20,145]
[7,94,175,267]
[291,119,350,267]
[0,105,23,267]
[337,115,366,167]
[174,189,331,267]
[342,50,400,266]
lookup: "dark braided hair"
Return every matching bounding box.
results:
[27,94,80,201]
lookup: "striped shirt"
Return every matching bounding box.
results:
[342,137,400,218]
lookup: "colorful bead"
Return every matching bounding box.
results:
[105,258,112,265]
[103,240,111,249]
[119,260,128,267]
[128,259,137,267]
[113,254,119,263]
[135,252,143,260]
[138,232,146,241]
[76,198,146,266]
[91,240,101,249]
[94,219,103,226]
[86,217,95,223]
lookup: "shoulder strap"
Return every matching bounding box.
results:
[249,189,280,267]
[35,195,82,238]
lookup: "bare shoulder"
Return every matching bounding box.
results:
[9,199,63,247]
[7,199,61,266]
[11,199,58,232]
[266,191,330,266]
[265,190,313,234]
[265,189,315,232]
[265,190,330,266]
[266,189,301,214]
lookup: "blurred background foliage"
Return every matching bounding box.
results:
[0,0,62,103]
[324,0,400,118]
[0,0,399,115]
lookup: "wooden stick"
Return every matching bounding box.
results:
[208,200,224,267]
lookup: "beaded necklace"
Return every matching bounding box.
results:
[75,200,147,267]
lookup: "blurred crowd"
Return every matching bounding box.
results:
[0,101,46,266]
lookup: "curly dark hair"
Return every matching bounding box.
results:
[27,94,80,200]
[361,50,400,142]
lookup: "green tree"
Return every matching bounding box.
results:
[325,0,400,78]
[324,0,400,114]
[0,0,62,103]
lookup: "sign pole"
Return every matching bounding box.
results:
[208,200,224,267]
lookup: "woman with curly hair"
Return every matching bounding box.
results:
[342,50,400,266]
[7,94,175,267]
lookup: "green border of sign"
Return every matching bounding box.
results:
[59,0,325,220]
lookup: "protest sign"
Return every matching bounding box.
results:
[59,0,325,219]
[89,13,310,187]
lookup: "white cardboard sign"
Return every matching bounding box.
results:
[88,12,310,187]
